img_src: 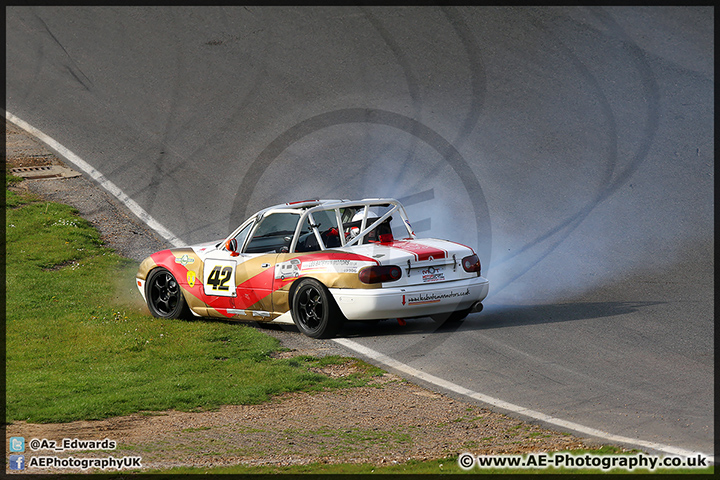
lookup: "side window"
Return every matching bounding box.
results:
[295,209,342,252]
[341,205,402,244]
[244,213,300,254]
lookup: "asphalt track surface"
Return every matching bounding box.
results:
[6,7,713,458]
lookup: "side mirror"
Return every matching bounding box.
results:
[225,238,240,257]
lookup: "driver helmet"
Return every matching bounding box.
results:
[350,207,384,224]
[347,207,389,240]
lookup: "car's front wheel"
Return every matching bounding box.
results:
[291,279,344,338]
[145,267,189,319]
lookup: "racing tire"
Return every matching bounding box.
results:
[291,278,344,338]
[431,307,471,324]
[145,267,189,319]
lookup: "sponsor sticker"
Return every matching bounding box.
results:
[388,240,447,261]
[275,259,301,280]
[175,254,195,266]
[187,271,196,288]
[405,288,470,305]
[301,259,372,274]
[421,266,444,283]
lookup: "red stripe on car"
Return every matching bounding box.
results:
[386,240,448,261]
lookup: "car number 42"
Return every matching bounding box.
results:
[207,266,232,290]
[203,260,237,296]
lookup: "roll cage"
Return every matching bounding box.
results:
[223,198,416,255]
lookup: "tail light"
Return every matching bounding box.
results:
[359,265,402,284]
[462,254,481,274]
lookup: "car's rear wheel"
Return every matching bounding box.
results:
[291,278,344,338]
[145,267,189,319]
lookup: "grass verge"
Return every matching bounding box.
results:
[5,187,382,423]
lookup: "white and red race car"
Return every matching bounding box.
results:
[136,198,489,338]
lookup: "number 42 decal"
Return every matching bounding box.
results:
[207,266,232,290]
[203,260,236,297]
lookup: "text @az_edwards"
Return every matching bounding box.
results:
[28,437,116,452]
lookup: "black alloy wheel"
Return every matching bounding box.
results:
[291,278,343,338]
[146,268,188,319]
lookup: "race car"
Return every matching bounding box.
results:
[136,198,489,338]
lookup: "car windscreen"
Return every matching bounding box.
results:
[244,212,301,254]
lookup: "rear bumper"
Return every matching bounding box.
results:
[330,276,489,320]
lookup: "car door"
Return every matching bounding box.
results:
[235,211,302,319]
[200,219,275,319]
[232,253,278,319]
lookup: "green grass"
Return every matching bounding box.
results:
[6,172,24,184]
[5,189,383,423]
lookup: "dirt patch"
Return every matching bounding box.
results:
[5,120,602,473]
[6,361,596,473]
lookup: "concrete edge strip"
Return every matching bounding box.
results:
[333,337,714,463]
[6,110,712,464]
[5,111,184,248]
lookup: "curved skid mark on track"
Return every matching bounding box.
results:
[441,6,487,148]
[359,7,424,196]
[35,11,94,90]
[11,8,93,99]
[489,7,661,295]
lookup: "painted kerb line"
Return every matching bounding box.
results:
[334,338,714,463]
[5,111,183,247]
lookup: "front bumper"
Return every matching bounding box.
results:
[136,278,147,302]
[330,276,489,320]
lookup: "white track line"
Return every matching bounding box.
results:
[334,338,714,462]
[5,111,184,248]
[7,111,713,464]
